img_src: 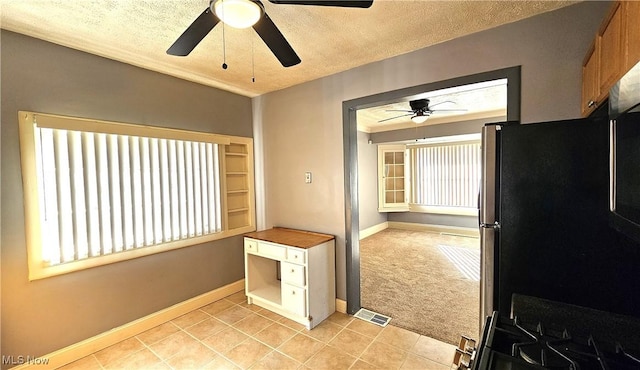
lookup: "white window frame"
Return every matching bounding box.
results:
[19,111,255,280]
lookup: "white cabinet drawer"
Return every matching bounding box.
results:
[286,248,306,264]
[281,262,306,287]
[282,284,307,317]
[244,239,258,253]
[258,241,286,260]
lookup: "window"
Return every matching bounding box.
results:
[19,111,255,280]
[409,135,481,215]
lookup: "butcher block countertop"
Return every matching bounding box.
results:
[244,227,334,249]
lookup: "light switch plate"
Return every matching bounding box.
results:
[305,172,312,183]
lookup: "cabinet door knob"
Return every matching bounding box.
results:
[291,269,295,273]
[587,100,595,108]
[292,291,296,295]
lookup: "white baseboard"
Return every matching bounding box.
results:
[12,280,245,370]
[335,299,347,314]
[359,222,388,240]
[387,221,479,238]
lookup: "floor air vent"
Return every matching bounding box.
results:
[354,308,391,327]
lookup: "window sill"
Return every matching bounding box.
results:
[408,205,478,216]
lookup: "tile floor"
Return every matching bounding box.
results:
[59,290,458,370]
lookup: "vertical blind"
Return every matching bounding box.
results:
[410,141,481,208]
[34,127,222,266]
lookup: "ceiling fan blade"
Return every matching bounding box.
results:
[378,113,412,123]
[253,12,301,67]
[385,109,414,113]
[430,109,468,112]
[268,0,373,8]
[167,8,219,56]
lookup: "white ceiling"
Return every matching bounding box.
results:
[1,0,577,98]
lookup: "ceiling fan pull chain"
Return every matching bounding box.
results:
[221,0,228,70]
[251,31,255,83]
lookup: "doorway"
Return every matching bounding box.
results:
[342,67,521,337]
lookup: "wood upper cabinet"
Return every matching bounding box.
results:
[624,1,640,70]
[581,41,600,117]
[597,1,624,98]
[581,1,638,117]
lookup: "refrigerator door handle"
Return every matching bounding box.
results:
[480,125,498,225]
[479,124,499,327]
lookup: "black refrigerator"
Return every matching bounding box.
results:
[479,116,640,321]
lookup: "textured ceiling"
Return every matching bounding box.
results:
[1,0,576,97]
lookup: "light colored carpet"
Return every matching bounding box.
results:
[360,228,480,345]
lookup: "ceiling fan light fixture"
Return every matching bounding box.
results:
[213,0,263,29]
[411,112,429,124]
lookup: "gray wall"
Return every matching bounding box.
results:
[387,212,478,229]
[254,2,611,300]
[0,31,253,362]
[357,131,387,230]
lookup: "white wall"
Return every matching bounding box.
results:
[254,2,610,299]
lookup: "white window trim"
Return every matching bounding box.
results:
[408,204,478,216]
[19,111,255,280]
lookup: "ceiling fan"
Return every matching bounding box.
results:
[167,0,374,67]
[379,99,466,124]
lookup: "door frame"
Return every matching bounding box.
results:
[342,66,521,315]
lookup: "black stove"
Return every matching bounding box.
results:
[464,295,640,370]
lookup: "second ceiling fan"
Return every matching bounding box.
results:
[379,99,466,124]
[167,0,373,67]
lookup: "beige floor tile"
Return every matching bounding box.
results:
[171,309,210,329]
[185,317,228,340]
[165,341,218,369]
[215,305,254,325]
[401,353,450,370]
[201,299,236,316]
[376,325,420,351]
[233,313,274,335]
[94,337,145,367]
[57,355,102,370]
[359,340,408,369]
[328,329,374,357]
[148,331,199,361]
[226,291,248,304]
[253,322,298,348]
[410,336,456,366]
[305,345,357,370]
[104,348,163,369]
[326,312,354,327]
[345,319,384,338]
[349,359,379,369]
[202,326,250,354]
[305,320,343,343]
[224,338,272,369]
[238,300,263,312]
[277,317,306,331]
[250,351,302,370]
[277,333,325,363]
[256,308,286,321]
[136,322,181,346]
[56,292,464,370]
[201,354,241,369]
